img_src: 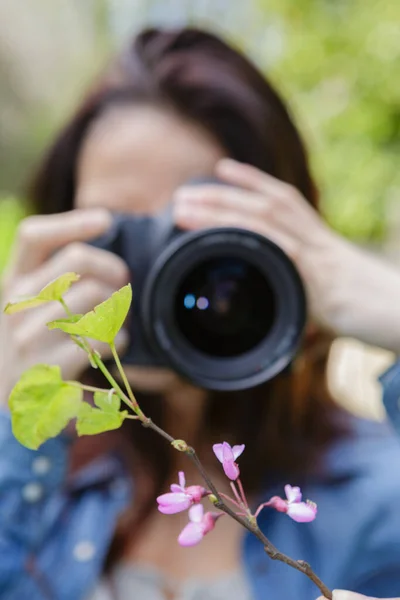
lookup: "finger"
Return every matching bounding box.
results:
[216,158,321,234]
[8,208,112,276]
[175,177,320,246]
[174,202,298,259]
[10,242,129,299]
[175,184,269,217]
[216,158,291,200]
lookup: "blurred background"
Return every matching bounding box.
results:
[1,0,399,418]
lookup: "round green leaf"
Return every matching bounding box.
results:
[76,391,127,436]
[9,364,82,450]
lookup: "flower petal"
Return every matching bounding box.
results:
[285,485,302,504]
[178,522,204,547]
[170,484,184,493]
[188,503,204,523]
[222,442,234,463]
[186,485,208,503]
[178,471,186,488]
[212,443,224,463]
[232,444,245,460]
[223,460,240,481]
[203,511,222,534]
[287,502,317,523]
[157,492,191,514]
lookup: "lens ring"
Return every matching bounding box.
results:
[141,227,306,391]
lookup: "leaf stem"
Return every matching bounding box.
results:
[91,352,133,411]
[58,298,135,413]
[110,342,143,417]
[59,298,72,317]
[67,381,113,395]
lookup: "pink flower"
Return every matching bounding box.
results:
[213,441,245,481]
[178,504,222,547]
[157,471,208,515]
[265,484,317,523]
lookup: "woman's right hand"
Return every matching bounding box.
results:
[0,208,130,408]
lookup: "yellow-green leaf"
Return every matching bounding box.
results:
[48,284,132,344]
[4,272,80,314]
[76,391,127,436]
[9,364,82,450]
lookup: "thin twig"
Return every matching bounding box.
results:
[82,335,332,599]
[182,445,331,599]
[141,418,175,444]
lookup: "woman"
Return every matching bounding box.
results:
[1,27,400,600]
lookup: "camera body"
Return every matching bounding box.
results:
[91,207,180,369]
[91,196,307,391]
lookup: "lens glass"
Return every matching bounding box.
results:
[174,257,276,357]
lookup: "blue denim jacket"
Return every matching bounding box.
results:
[2,366,400,600]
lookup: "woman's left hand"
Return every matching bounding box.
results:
[173,158,400,353]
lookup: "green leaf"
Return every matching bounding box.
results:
[48,314,83,328]
[76,391,127,436]
[4,273,80,314]
[47,284,132,344]
[9,364,82,450]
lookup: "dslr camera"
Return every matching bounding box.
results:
[91,180,306,391]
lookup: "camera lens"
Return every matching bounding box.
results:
[142,227,306,391]
[175,257,275,357]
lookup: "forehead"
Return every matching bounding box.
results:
[75,104,224,214]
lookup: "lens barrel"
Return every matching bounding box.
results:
[141,227,306,391]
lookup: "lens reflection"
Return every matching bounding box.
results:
[175,257,276,357]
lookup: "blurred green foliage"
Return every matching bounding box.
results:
[257,0,400,240]
[1,0,399,282]
[0,197,25,274]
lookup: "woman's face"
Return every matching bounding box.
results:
[76,104,225,393]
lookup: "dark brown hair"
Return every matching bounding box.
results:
[29,27,346,567]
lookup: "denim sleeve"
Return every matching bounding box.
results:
[379,359,400,436]
[0,409,70,590]
[356,568,400,598]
